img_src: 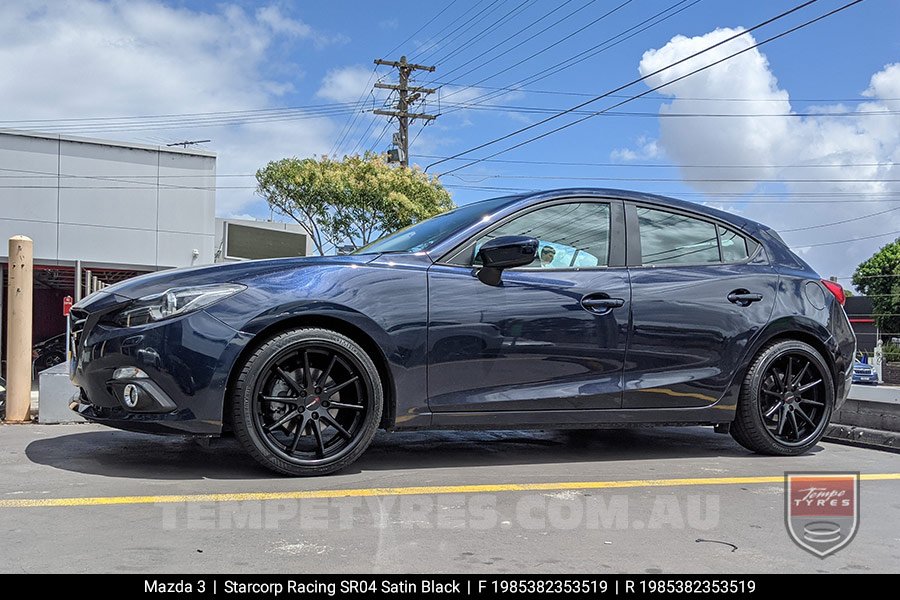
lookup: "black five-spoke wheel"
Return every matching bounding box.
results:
[731,340,834,455]
[232,328,383,476]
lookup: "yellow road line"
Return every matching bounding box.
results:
[2,473,899,509]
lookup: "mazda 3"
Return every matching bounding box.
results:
[69,189,855,475]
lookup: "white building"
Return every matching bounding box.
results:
[0,129,216,271]
[0,129,311,370]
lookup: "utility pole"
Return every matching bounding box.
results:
[373,56,437,167]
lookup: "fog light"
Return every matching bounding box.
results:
[113,366,148,379]
[123,384,140,408]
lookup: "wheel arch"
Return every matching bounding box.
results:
[726,317,839,413]
[224,314,397,431]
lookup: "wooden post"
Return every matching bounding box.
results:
[6,236,33,422]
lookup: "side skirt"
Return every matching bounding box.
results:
[392,407,737,431]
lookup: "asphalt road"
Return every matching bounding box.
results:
[1,423,898,573]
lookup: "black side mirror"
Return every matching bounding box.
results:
[475,235,538,286]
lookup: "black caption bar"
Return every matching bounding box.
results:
[1,574,883,597]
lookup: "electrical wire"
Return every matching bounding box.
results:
[413,0,506,64]
[431,0,864,176]
[434,0,595,84]
[434,0,700,112]
[411,154,897,169]
[437,0,639,102]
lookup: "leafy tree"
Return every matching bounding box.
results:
[852,238,900,340]
[256,153,454,255]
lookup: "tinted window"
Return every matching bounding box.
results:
[638,207,719,265]
[462,202,610,268]
[718,225,750,262]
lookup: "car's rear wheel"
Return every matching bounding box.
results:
[731,340,833,455]
[232,328,382,476]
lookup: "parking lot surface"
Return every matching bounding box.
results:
[1,423,898,573]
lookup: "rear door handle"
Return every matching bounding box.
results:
[727,290,763,307]
[581,294,625,314]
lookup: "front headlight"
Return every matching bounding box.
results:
[112,283,246,327]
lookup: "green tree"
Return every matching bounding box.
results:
[256,153,454,255]
[852,238,900,339]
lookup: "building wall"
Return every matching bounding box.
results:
[0,129,216,269]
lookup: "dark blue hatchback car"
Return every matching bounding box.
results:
[70,189,855,475]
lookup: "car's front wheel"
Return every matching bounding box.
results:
[731,339,834,455]
[232,327,383,476]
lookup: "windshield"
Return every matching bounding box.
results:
[354,196,519,254]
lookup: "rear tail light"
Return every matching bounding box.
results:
[821,279,846,306]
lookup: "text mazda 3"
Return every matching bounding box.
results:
[70,189,855,475]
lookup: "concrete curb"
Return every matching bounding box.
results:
[825,423,900,453]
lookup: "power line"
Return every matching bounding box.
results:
[429,0,822,171]
[428,0,538,68]
[383,0,462,57]
[437,0,639,102]
[434,0,701,112]
[411,153,898,169]
[431,0,864,176]
[412,0,506,64]
[781,206,900,232]
[446,173,900,183]
[835,273,900,280]
[3,105,364,135]
[439,102,900,118]
[330,67,380,157]
[0,101,360,125]
[433,0,596,85]
[429,82,900,104]
[792,230,899,249]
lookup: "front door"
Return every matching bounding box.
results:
[427,199,630,412]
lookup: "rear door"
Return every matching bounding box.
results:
[427,198,630,412]
[624,203,777,409]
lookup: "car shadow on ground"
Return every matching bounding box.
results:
[24,426,823,481]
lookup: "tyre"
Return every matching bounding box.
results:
[232,327,383,476]
[731,339,834,455]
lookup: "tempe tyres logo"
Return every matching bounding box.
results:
[785,472,859,558]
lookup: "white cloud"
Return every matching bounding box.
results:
[255,5,348,48]
[611,135,660,161]
[255,5,313,38]
[0,1,345,214]
[317,65,374,103]
[634,28,900,280]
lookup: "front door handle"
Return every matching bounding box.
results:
[581,295,625,315]
[727,290,763,307]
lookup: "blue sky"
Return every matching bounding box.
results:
[1,0,898,280]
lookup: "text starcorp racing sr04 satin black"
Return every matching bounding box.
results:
[69,189,855,475]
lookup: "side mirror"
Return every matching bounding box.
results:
[475,235,538,286]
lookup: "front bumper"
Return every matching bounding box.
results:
[852,372,879,385]
[69,300,252,436]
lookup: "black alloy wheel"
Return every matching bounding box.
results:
[232,328,383,476]
[731,340,834,455]
[757,352,828,446]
